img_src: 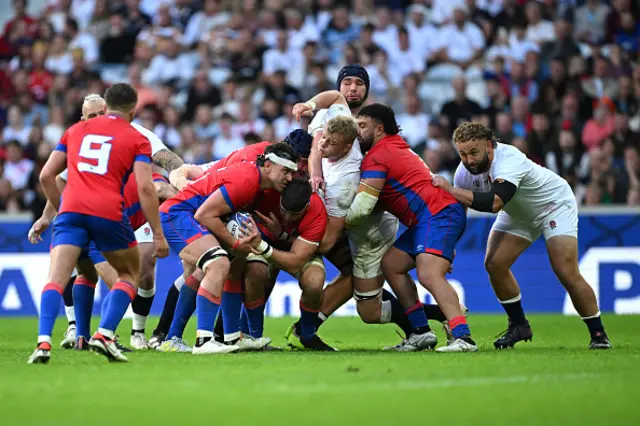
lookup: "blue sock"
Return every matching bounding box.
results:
[100,290,112,318]
[406,302,429,330]
[38,282,63,340]
[239,305,251,335]
[167,284,197,339]
[245,300,266,338]
[72,278,96,339]
[221,280,243,340]
[98,281,134,334]
[450,316,471,338]
[299,303,318,339]
[196,287,220,335]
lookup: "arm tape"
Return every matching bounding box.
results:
[470,191,495,212]
[491,180,517,205]
[347,191,378,223]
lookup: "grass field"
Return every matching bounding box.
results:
[1,314,639,426]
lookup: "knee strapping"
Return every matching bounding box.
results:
[196,246,228,272]
[353,287,383,301]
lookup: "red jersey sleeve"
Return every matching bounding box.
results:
[55,128,69,153]
[297,194,327,244]
[219,172,260,212]
[360,147,390,181]
[134,133,152,164]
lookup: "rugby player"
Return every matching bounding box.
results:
[433,122,611,350]
[29,94,181,350]
[28,83,169,364]
[159,143,298,354]
[149,131,312,350]
[347,103,476,352]
[289,69,451,348]
[240,178,332,350]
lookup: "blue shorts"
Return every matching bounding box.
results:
[78,241,107,265]
[394,203,466,262]
[52,212,136,253]
[161,211,210,254]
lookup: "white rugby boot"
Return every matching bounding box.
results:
[384,331,438,352]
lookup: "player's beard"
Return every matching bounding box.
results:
[465,152,491,175]
[347,98,365,109]
[359,135,374,153]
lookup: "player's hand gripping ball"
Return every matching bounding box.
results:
[226,212,252,239]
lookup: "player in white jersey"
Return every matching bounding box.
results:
[286,66,450,347]
[28,94,182,350]
[432,122,611,350]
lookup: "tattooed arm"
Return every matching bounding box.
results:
[152,148,184,173]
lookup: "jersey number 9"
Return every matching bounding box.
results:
[78,134,113,175]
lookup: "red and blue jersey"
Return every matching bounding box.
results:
[123,172,168,230]
[360,134,458,227]
[160,161,262,214]
[205,141,271,174]
[254,190,327,250]
[57,114,152,222]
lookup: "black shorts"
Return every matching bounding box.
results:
[324,232,353,276]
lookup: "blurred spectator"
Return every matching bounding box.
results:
[524,2,555,45]
[615,12,640,57]
[440,76,483,136]
[3,140,33,196]
[396,94,429,151]
[212,112,246,160]
[193,104,217,141]
[546,129,590,189]
[432,6,485,71]
[582,98,616,151]
[273,95,301,141]
[65,18,99,65]
[510,95,530,139]
[183,70,222,122]
[495,111,514,145]
[526,110,553,163]
[581,56,619,100]
[262,30,306,87]
[574,0,610,45]
[2,105,31,146]
[322,5,361,64]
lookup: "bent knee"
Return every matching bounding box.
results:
[356,299,380,324]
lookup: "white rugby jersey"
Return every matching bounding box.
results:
[309,104,361,218]
[454,143,575,224]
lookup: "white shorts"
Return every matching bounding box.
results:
[134,222,154,244]
[491,200,578,242]
[347,211,399,279]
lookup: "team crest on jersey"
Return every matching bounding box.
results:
[472,180,480,188]
[549,220,556,229]
[144,227,151,236]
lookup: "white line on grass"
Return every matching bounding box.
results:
[270,373,599,394]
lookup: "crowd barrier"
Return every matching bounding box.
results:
[0,208,638,316]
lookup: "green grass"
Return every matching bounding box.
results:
[1,315,639,426]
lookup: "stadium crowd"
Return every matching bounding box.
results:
[0,0,639,219]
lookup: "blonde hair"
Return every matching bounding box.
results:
[325,115,358,144]
[453,122,495,146]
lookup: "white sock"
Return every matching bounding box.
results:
[174,275,185,291]
[98,328,115,339]
[37,335,52,345]
[196,330,213,339]
[224,331,241,342]
[318,312,327,323]
[581,311,601,320]
[499,294,522,304]
[380,300,392,323]
[65,306,76,323]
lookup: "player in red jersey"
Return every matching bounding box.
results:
[159,142,298,354]
[346,103,477,353]
[224,178,333,350]
[169,129,312,190]
[28,83,169,364]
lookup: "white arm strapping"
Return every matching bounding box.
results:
[346,191,379,225]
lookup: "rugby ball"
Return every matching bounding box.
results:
[226,212,252,239]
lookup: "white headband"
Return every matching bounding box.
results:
[265,153,297,171]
